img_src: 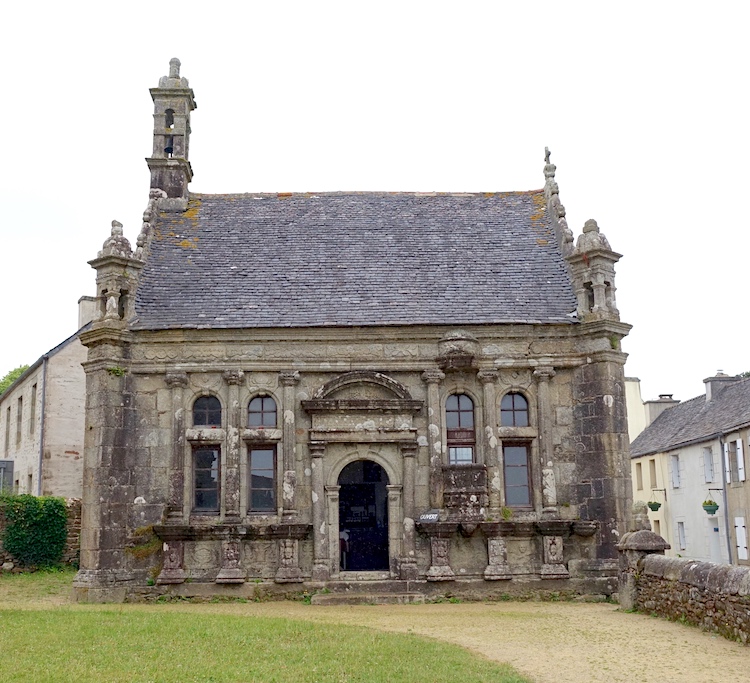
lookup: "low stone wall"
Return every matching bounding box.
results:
[636,555,750,644]
[0,498,81,568]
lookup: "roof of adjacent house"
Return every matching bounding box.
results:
[132,190,576,330]
[630,377,750,456]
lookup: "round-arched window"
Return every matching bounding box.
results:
[193,396,221,427]
[248,396,277,428]
[500,392,529,427]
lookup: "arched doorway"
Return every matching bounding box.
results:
[338,460,389,571]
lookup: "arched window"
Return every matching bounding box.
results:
[446,393,475,464]
[165,108,175,129]
[193,396,221,427]
[248,396,277,428]
[501,392,529,427]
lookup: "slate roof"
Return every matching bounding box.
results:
[630,377,750,457]
[133,191,576,330]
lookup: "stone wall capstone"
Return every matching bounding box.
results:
[637,555,750,644]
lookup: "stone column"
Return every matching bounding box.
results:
[165,371,188,520]
[325,485,340,574]
[400,443,418,579]
[222,370,244,520]
[310,441,329,581]
[478,370,500,511]
[279,371,300,519]
[534,366,556,513]
[386,484,403,576]
[422,369,445,510]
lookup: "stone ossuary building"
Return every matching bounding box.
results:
[73,60,632,601]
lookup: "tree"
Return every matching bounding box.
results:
[741,371,750,378]
[0,365,29,396]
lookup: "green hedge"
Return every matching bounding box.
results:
[0,494,68,567]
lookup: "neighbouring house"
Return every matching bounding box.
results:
[73,59,633,602]
[0,298,95,498]
[630,372,750,565]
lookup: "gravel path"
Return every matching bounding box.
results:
[218,601,748,683]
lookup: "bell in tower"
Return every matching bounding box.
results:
[145,58,197,201]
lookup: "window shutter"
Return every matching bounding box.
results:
[735,517,748,561]
[724,442,732,483]
[737,439,746,482]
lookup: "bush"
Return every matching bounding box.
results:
[0,494,68,567]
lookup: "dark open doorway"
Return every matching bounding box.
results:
[338,460,389,571]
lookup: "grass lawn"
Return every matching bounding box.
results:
[0,570,531,683]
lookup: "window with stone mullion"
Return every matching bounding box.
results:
[446,393,475,465]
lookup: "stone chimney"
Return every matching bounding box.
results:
[704,371,740,401]
[644,394,679,426]
[78,295,97,329]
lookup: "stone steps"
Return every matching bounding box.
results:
[310,592,425,606]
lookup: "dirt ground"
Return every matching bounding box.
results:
[3,579,748,683]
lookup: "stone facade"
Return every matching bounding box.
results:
[73,61,632,602]
[0,309,91,498]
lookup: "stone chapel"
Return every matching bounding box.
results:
[73,59,632,602]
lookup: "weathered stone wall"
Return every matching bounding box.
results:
[0,498,81,567]
[636,554,750,644]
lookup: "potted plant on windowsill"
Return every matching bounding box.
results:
[702,499,719,515]
[647,501,662,512]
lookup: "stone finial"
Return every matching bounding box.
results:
[575,219,612,253]
[98,220,133,258]
[158,57,189,88]
[632,501,652,532]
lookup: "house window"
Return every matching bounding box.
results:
[670,454,680,488]
[446,393,475,464]
[677,521,686,550]
[193,447,220,512]
[635,462,643,491]
[724,441,732,484]
[735,439,746,482]
[248,396,277,428]
[500,392,529,427]
[503,443,531,507]
[16,396,23,445]
[653,519,661,536]
[248,447,276,512]
[29,384,37,435]
[735,517,749,561]
[703,446,714,483]
[649,458,657,489]
[193,396,221,427]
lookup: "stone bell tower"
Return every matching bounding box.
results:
[146,58,196,202]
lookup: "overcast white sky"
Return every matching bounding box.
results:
[1,1,747,403]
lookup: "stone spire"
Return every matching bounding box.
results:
[146,58,197,205]
[543,148,574,256]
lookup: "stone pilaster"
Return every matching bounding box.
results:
[386,484,403,576]
[279,370,300,518]
[309,442,329,580]
[156,539,186,584]
[421,369,445,510]
[222,370,243,519]
[215,539,246,584]
[165,371,188,520]
[534,366,556,513]
[478,369,500,511]
[400,443,418,579]
[274,538,303,583]
[420,522,457,581]
[537,520,570,579]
